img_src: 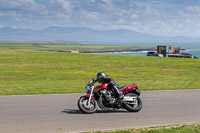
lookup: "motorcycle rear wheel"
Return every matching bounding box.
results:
[123,93,142,112]
[78,97,98,114]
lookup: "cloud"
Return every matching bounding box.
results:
[0,0,47,14]
[184,5,200,14]
[56,0,71,13]
[175,0,198,5]
[0,0,200,37]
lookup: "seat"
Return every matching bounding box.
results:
[119,84,132,91]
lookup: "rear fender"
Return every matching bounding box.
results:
[131,87,141,96]
[123,83,141,96]
[81,95,96,100]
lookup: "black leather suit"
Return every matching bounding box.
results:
[100,76,122,98]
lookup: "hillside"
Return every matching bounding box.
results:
[0,27,200,42]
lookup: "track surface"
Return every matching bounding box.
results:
[1,89,200,133]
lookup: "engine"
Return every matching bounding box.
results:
[100,89,116,104]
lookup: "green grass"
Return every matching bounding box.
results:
[0,43,151,52]
[0,49,200,95]
[84,124,200,133]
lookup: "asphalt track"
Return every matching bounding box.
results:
[1,89,200,133]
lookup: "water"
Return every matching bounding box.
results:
[102,42,200,58]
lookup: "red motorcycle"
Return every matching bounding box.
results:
[78,79,142,114]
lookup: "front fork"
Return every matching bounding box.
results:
[88,86,94,105]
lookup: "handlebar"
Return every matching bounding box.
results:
[92,78,98,83]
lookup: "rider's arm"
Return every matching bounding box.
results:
[104,75,112,80]
[103,76,112,83]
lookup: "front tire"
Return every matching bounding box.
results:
[123,93,143,112]
[78,97,98,114]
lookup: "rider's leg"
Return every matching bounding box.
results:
[113,86,123,100]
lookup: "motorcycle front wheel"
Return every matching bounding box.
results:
[77,97,98,114]
[123,93,143,112]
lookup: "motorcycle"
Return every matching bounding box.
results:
[77,78,142,114]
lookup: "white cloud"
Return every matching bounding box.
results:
[131,14,138,19]
[184,5,200,14]
[175,0,198,5]
[0,13,6,17]
[80,10,99,21]
[88,0,96,2]
[56,0,71,13]
[0,0,45,12]
[0,0,200,37]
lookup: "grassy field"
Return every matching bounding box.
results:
[0,49,200,95]
[85,124,200,133]
[0,43,151,52]
[1,48,200,95]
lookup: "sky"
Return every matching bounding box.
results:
[0,0,200,37]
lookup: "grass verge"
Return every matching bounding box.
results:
[84,124,200,133]
[0,49,200,95]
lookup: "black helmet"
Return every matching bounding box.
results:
[96,72,106,83]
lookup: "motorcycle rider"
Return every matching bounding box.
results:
[95,72,124,101]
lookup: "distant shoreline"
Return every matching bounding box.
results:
[79,48,154,53]
[39,48,154,53]
[0,43,187,54]
[42,48,187,53]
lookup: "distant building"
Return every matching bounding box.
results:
[156,45,197,59]
[157,45,180,57]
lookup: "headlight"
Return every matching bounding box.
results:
[85,85,91,94]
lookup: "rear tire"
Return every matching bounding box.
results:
[78,97,98,114]
[123,93,142,112]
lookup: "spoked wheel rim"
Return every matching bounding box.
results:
[81,99,96,111]
[123,93,143,112]
[128,98,139,108]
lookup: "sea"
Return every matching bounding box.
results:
[101,42,200,58]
